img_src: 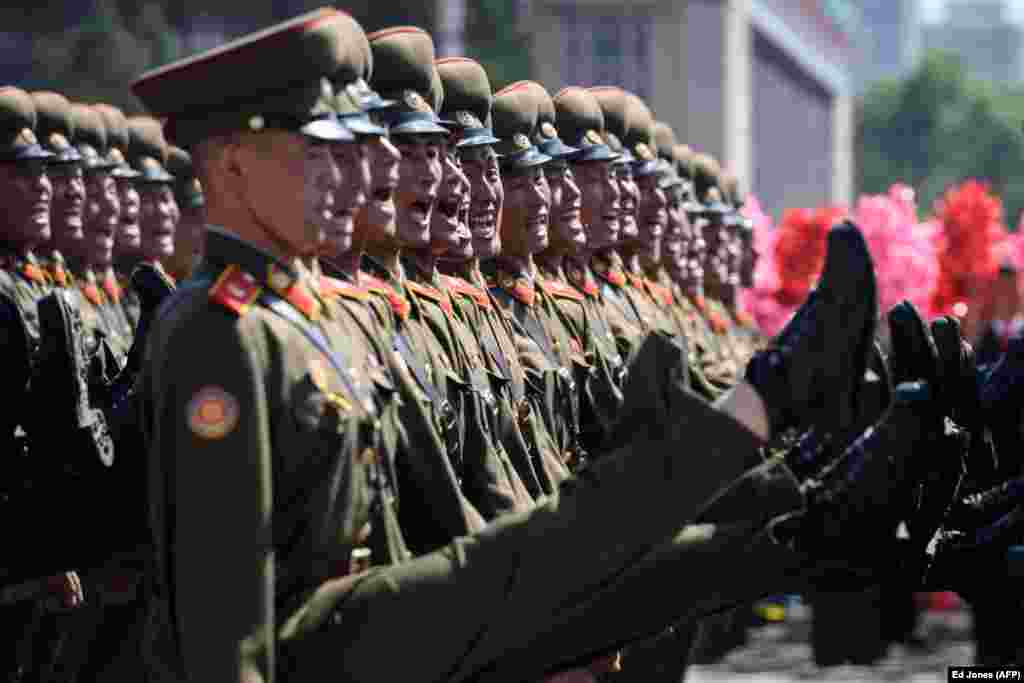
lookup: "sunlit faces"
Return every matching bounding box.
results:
[0,160,52,246]
[662,189,687,269]
[614,163,638,242]
[687,216,708,287]
[459,144,503,260]
[574,159,619,251]
[114,176,142,256]
[543,161,585,252]
[499,165,550,258]
[83,169,120,266]
[431,142,472,259]
[392,134,443,248]
[320,140,370,256]
[636,173,667,264]
[227,130,331,258]
[355,136,400,246]
[48,163,85,244]
[138,183,178,262]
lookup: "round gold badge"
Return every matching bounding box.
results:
[540,122,557,139]
[248,115,265,131]
[187,386,240,440]
[513,133,531,151]
[585,129,603,145]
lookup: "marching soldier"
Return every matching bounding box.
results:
[435,59,570,496]
[365,26,534,518]
[528,81,626,457]
[164,146,205,282]
[131,10,943,683]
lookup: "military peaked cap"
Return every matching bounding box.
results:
[329,15,388,136]
[131,7,353,148]
[93,104,140,179]
[127,116,174,184]
[70,103,118,171]
[588,86,634,163]
[31,92,81,164]
[653,122,677,161]
[553,86,617,164]
[622,93,658,176]
[436,57,500,148]
[167,145,204,209]
[493,81,550,171]
[692,153,722,204]
[0,87,53,163]
[522,81,577,161]
[367,27,448,135]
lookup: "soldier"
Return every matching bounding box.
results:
[363,26,533,519]
[31,92,82,294]
[126,116,178,290]
[164,146,205,282]
[93,103,145,331]
[324,28,491,555]
[434,60,570,496]
[484,82,589,472]
[526,81,626,458]
[133,9,913,683]
[0,85,87,683]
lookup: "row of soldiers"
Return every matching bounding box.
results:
[3,6,1024,683]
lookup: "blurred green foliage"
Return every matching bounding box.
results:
[858,50,1024,227]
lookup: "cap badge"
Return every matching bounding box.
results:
[584,129,603,146]
[108,148,126,165]
[513,133,531,152]
[635,143,655,161]
[540,122,557,139]
[14,128,37,147]
[456,110,478,128]
[248,115,265,132]
[48,132,69,150]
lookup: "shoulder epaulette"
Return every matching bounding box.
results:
[209,264,262,316]
[493,271,535,306]
[360,272,411,319]
[406,279,453,315]
[442,274,491,308]
[540,278,584,302]
[80,281,105,306]
[626,273,645,290]
[646,280,673,306]
[320,275,368,301]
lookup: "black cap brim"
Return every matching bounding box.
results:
[112,166,142,180]
[500,146,552,170]
[388,118,450,136]
[338,113,388,137]
[537,138,580,160]
[702,200,731,215]
[457,127,501,148]
[630,159,660,176]
[300,117,355,142]
[574,143,619,163]
[0,144,55,163]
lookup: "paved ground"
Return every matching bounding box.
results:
[686,602,974,682]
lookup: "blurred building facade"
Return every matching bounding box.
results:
[854,0,922,92]
[2,0,853,219]
[924,0,1024,84]
[527,0,855,219]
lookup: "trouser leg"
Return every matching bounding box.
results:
[278,386,794,683]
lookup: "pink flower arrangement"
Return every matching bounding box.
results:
[851,184,938,319]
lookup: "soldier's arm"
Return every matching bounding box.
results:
[161,312,274,683]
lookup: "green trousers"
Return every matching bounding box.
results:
[278,386,810,683]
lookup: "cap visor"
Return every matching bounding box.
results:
[538,139,581,160]
[703,201,731,215]
[3,145,55,162]
[501,147,552,170]
[630,159,660,176]
[457,132,501,148]
[388,118,451,136]
[339,114,388,137]
[112,167,142,179]
[300,118,355,142]
[575,144,619,163]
